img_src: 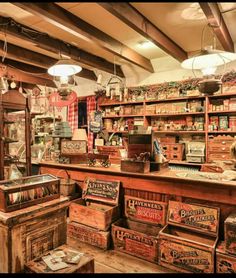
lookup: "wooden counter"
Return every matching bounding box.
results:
[39,162,236,238]
[39,162,236,204]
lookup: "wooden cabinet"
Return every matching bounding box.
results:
[0,197,69,273]
[0,90,31,180]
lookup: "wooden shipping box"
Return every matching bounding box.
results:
[224,211,236,255]
[0,197,69,273]
[0,174,60,213]
[67,221,110,250]
[112,218,160,263]
[159,200,220,273]
[121,160,150,173]
[216,241,236,273]
[124,195,167,226]
[69,177,120,231]
[25,244,94,273]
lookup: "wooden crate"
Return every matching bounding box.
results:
[24,244,94,273]
[112,218,160,263]
[159,200,220,273]
[67,221,110,250]
[124,195,167,226]
[216,241,236,273]
[69,177,120,231]
[121,160,150,173]
[0,174,60,212]
[224,211,236,255]
[0,197,69,273]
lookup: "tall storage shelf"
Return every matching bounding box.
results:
[0,90,31,180]
[98,87,236,164]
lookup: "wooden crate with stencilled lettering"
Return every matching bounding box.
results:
[124,196,167,227]
[69,177,120,231]
[224,211,236,255]
[67,221,110,250]
[159,200,220,273]
[112,218,160,262]
[216,241,236,273]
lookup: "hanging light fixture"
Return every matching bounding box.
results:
[48,58,82,100]
[181,23,236,95]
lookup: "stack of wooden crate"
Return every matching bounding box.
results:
[67,177,121,250]
[216,212,236,273]
[159,200,220,273]
[111,195,168,263]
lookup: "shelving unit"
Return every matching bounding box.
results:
[98,87,236,165]
[0,90,31,180]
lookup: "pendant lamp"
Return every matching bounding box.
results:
[48,58,82,77]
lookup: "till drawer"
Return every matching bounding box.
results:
[208,153,231,161]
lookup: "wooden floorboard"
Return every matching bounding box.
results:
[67,237,175,273]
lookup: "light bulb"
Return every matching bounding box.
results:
[201,67,217,76]
[60,75,69,84]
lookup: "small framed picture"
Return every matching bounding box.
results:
[61,140,87,155]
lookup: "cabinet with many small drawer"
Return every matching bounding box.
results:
[208,135,234,162]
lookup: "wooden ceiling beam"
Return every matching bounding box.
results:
[0,40,97,81]
[199,2,234,52]
[0,63,56,87]
[98,2,187,62]
[12,2,154,73]
[0,16,124,78]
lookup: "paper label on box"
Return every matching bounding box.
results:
[125,196,167,226]
[160,240,212,273]
[168,201,219,235]
[83,177,120,205]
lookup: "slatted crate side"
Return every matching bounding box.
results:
[111,218,160,263]
[124,188,163,201]
[67,221,110,250]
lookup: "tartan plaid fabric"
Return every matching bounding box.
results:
[87,96,96,152]
[67,99,78,133]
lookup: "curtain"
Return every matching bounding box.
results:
[87,96,96,152]
[67,99,78,133]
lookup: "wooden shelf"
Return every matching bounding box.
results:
[208,92,236,99]
[3,121,15,124]
[103,114,143,118]
[208,131,236,134]
[107,130,128,133]
[208,110,236,115]
[145,95,205,103]
[154,130,205,134]
[99,100,144,107]
[146,112,205,117]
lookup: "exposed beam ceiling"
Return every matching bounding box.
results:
[199,2,234,52]
[98,3,187,62]
[0,16,124,78]
[12,2,154,73]
[0,40,97,81]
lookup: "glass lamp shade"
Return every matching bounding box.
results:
[181,49,236,71]
[48,59,82,77]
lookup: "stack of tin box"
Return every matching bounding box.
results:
[53,122,72,138]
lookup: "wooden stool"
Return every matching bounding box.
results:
[24,244,94,273]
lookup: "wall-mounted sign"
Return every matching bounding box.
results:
[49,91,77,107]
[89,110,103,133]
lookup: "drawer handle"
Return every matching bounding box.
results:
[222,141,226,144]
[221,147,226,151]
